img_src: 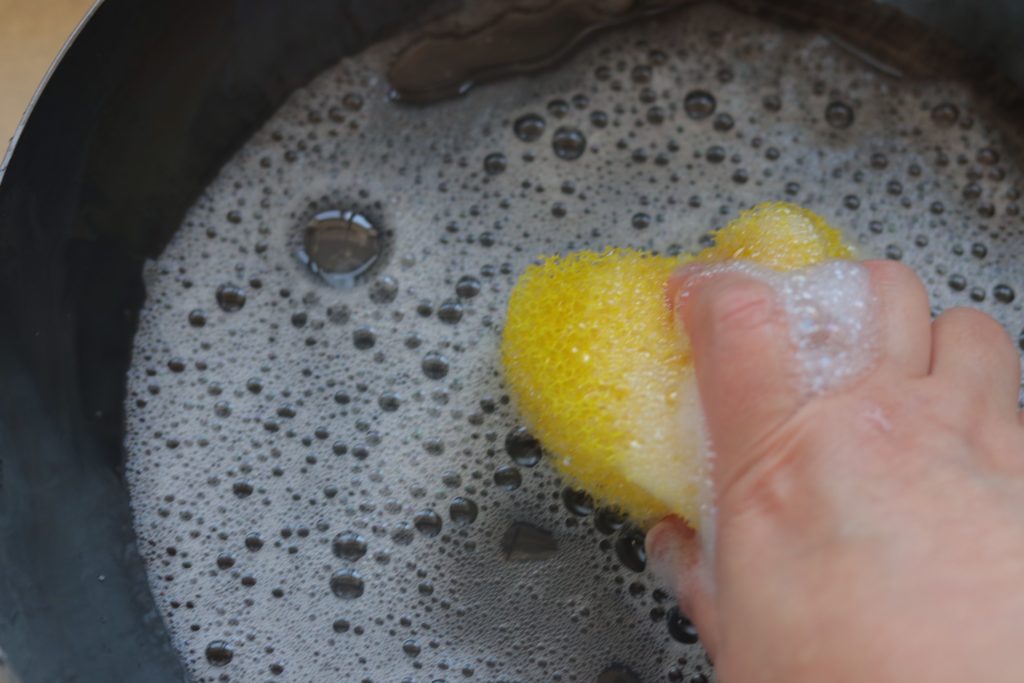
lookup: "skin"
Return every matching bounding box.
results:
[646,260,1024,683]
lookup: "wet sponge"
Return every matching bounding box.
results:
[500,202,853,525]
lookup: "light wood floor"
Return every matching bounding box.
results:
[0,0,94,152]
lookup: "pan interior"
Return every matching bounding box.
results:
[124,2,1024,681]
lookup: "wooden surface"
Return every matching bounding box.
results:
[0,0,94,151]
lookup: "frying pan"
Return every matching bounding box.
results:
[0,1,1021,681]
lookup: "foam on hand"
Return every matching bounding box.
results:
[501,201,874,527]
[689,259,878,398]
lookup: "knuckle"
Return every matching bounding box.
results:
[717,416,814,520]
[940,307,1011,346]
[865,258,920,290]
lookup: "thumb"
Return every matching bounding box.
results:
[668,265,803,492]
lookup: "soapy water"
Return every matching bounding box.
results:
[124,3,1024,682]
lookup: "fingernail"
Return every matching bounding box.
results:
[667,263,712,319]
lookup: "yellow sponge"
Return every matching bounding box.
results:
[500,202,853,526]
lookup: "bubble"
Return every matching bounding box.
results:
[448,496,479,525]
[561,487,594,516]
[187,310,207,328]
[215,284,247,312]
[413,510,443,537]
[712,113,734,131]
[437,299,463,324]
[589,110,609,127]
[505,426,542,466]
[705,145,725,163]
[977,147,1000,165]
[369,275,399,304]
[666,606,699,644]
[683,90,716,119]
[244,533,264,551]
[232,481,254,498]
[513,113,546,142]
[547,98,570,117]
[493,465,522,490]
[483,152,508,175]
[299,210,381,288]
[341,92,364,111]
[205,640,234,666]
[931,102,959,127]
[329,568,365,599]
[630,64,652,83]
[994,284,1015,303]
[762,94,781,111]
[352,327,377,349]
[421,351,450,379]
[455,275,482,298]
[551,127,587,160]
[947,274,966,291]
[332,532,367,561]
[631,213,651,230]
[594,508,626,535]
[824,101,854,129]
[378,392,401,411]
[614,529,647,572]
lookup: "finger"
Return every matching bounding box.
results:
[931,307,1021,414]
[669,265,803,473]
[862,260,932,377]
[646,517,718,657]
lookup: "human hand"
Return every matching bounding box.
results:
[647,260,1024,683]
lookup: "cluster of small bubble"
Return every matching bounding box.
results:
[124,3,1024,682]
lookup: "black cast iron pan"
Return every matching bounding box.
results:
[0,1,1022,681]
